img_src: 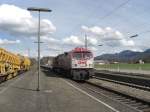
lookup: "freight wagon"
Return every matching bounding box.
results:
[0,48,31,82]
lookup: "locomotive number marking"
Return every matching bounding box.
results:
[78,60,87,64]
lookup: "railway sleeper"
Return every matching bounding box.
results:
[113,95,124,98]
[120,99,135,103]
[122,98,133,101]
[137,105,150,110]
[129,102,143,107]
[125,101,140,105]
[121,101,136,104]
[140,108,150,112]
[115,97,127,101]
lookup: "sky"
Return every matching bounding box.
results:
[0,0,150,57]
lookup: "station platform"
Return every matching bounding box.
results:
[0,67,115,112]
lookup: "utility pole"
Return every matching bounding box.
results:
[27,7,52,91]
[27,48,30,57]
[85,34,88,49]
[117,53,120,72]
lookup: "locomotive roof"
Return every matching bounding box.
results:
[54,47,92,58]
[72,47,91,52]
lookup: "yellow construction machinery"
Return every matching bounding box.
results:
[0,48,31,81]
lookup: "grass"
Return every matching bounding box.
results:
[94,63,150,71]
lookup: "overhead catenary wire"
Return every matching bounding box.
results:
[106,3,150,35]
[99,0,131,20]
[138,30,150,35]
[68,0,131,36]
[130,30,150,38]
[86,0,150,37]
[83,0,150,42]
[56,0,149,50]
[99,0,150,35]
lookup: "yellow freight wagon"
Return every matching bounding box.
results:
[0,48,31,82]
[23,57,31,70]
[18,55,31,71]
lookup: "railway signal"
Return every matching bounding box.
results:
[27,7,52,91]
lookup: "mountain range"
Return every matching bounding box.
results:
[95,49,150,63]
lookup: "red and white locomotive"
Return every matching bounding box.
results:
[52,47,94,80]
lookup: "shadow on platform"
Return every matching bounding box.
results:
[10,85,37,92]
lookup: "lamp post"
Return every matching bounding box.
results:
[129,34,141,73]
[117,34,139,72]
[27,7,52,91]
[117,52,120,72]
[129,34,139,64]
[98,44,103,46]
[98,44,106,70]
[129,34,138,38]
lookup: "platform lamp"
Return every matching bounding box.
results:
[129,34,141,72]
[98,44,107,70]
[27,7,52,91]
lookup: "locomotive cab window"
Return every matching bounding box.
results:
[83,52,93,59]
[72,52,92,59]
[72,52,82,59]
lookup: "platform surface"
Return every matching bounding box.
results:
[0,67,116,112]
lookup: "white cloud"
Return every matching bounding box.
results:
[62,35,98,47]
[120,39,135,47]
[82,26,105,35]
[41,36,59,44]
[0,38,20,45]
[89,46,97,51]
[0,4,56,37]
[63,35,84,46]
[81,25,135,47]
[87,37,98,45]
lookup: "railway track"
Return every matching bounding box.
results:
[93,76,150,91]
[41,66,150,111]
[82,80,150,112]
[95,70,150,78]
[95,71,150,88]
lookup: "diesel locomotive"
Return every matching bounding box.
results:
[52,47,94,80]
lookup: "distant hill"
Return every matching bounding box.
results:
[95,49,150,63]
